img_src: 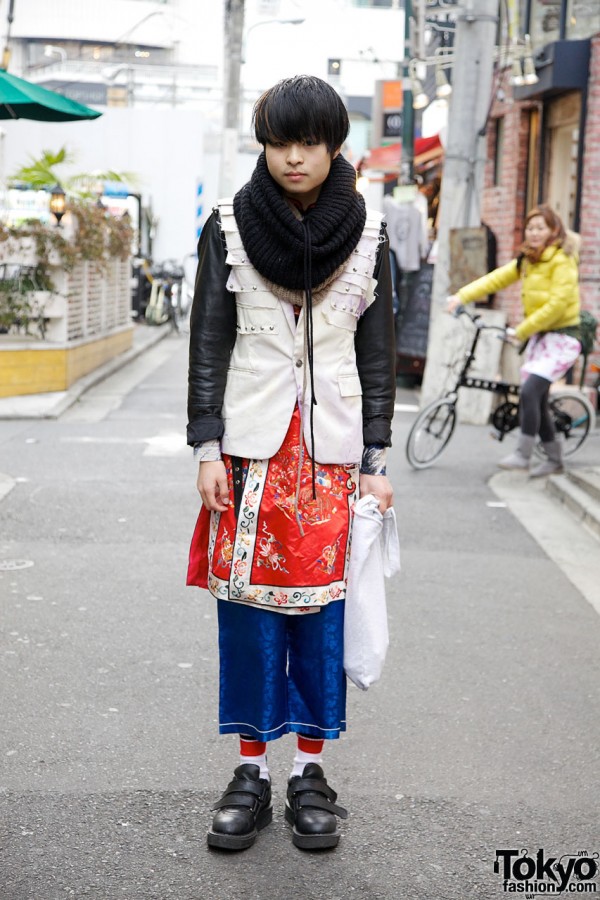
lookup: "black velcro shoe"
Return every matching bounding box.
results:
[207,763,272,851]
[285,763,348,850]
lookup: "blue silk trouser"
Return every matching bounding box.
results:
[217,598,346,741]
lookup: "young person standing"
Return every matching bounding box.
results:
[187,75,396,851]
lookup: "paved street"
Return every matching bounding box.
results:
[1,331,599,900]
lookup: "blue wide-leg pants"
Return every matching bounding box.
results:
[217,599,346,741]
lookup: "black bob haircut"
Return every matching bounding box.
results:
[253,75,349,153]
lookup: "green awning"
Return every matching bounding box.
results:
[0,69,102,121]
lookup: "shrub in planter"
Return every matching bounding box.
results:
[0,204,133,338]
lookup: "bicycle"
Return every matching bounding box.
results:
[144,258,190,332]
[406,306,595,470]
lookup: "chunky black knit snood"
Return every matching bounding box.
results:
[233,151,366,290]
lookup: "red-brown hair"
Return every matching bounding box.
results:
[520,204,566,262]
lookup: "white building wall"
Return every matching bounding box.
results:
[1,109,204,262]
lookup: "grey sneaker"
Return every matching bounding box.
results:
[529,440,564,478]
[498,433,535,470]
[529,458,564,478]
[498,450,530,470]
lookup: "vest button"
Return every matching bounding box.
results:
[295,359,303,367]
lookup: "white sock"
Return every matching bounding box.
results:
[240,752,269,781]
[290,746,323,779]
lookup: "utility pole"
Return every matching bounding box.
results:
[220,0,245,199]
[420,0,500,405]
[400,0,414,185]
[401,0,426,185]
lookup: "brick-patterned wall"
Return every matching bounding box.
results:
[577,34,600,379]
[481,96,533,325]
[479,40,600,387]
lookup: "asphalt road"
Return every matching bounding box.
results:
[1,332,599,900]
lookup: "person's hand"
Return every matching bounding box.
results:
[359,473,393,513]
[505,326,520,346]
[197,460,230,512]
[446,294,462,314]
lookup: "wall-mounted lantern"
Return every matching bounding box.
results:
[49,183,66,226]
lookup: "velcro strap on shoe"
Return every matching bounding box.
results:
[225,778,265,798]
[295,793,348,820]
[211,791,257,812]
[210,777,265,812]
[288,777,338,803]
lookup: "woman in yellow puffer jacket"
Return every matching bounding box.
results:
[447,204,581,477]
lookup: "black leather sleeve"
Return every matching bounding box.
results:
[187,212,237,446]
[355,225,396,447]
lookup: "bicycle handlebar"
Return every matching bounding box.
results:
[451,303,507,334]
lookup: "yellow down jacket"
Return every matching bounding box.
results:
[457,236,580,341]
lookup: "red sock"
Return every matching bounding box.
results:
[291,734,324,777]
[239,736,269,779]
[240,737,267,757]
[297,735,324,755]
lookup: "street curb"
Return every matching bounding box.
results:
[0,323,171,420]
[546,473,600,542]
[489,470,600,618]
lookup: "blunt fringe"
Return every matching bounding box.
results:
[253,75,349,153]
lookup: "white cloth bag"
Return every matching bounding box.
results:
[343,494,401,690]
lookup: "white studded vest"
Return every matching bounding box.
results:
[219,200,383,464]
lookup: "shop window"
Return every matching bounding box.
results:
[566,0,600,39]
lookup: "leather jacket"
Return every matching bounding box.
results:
[187,211,396,449]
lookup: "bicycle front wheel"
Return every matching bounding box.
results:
[406,398,457,469]
[169,283,184,333]
[546,391,594,457]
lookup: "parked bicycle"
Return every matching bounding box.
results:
[144,257,193,332]
[406,306,595,470]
